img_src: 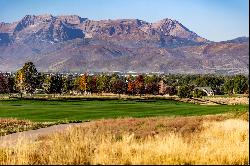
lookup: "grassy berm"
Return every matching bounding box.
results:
[0,111,248,165]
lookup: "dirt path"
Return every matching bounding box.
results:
[0,122,92,148]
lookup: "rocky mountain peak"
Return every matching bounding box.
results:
[35,14,55,22]
[0,14,248,74]
[51,20,85,42]
[152,18,177,28]
[151,18,207,43]
[14,15,36,32]
[2,14,210,45]
[57,15,88,25]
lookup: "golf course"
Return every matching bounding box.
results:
[0,98,248,122]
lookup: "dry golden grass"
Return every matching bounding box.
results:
[204,96,249,105]
[224,111,249,121]
[0,114,249,165]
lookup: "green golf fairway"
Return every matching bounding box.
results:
[0,99,248,122]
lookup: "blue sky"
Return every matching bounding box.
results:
[0,0,248,41]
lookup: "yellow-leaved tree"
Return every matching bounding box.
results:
[79,73,88,94]
[15,62,38,98]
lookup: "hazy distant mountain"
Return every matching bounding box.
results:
[0,14,248,74]
[220,36,249,44]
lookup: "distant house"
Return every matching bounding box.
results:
[34,88,45,94]
[194,87,214,96]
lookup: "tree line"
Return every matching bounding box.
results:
[0,62,249,98]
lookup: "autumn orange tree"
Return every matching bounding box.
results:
[79,73,88,94]
[127,75,138,95]
[15,71,25,98]
[135,74,145,96]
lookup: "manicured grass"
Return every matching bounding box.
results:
[0,99,248,122]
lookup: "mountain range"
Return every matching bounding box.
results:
[0,14,249,74]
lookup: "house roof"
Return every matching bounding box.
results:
[194,87,214,93]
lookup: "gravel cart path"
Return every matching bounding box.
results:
[0,122,91,148]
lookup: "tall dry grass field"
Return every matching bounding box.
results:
[0,115,248,165]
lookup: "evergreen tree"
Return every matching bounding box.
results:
[43,75,63,97]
